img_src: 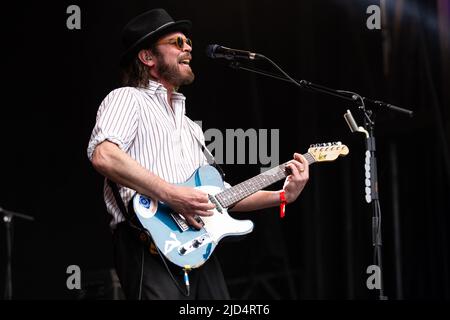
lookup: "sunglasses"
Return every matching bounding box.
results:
[156,36,192,50]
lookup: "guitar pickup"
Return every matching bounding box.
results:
[194,215,204,226]
[208,194,223,213]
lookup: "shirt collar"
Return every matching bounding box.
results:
[145,79,186,102]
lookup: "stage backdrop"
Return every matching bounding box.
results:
[0,0,448,299]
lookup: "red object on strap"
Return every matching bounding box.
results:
[279,190,287,218]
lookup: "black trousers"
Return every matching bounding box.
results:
[112,222,231,300]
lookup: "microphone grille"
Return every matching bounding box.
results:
[205,44,219,58]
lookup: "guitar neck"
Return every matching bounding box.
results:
[216,152,316,208]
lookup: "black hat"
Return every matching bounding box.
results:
[120,8,191,65]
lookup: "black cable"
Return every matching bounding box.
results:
[153,241,191,297]
[138,246,144,300]
[136,232,191,297]
[257,54,304,88]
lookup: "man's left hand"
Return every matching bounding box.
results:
[283,153,309,203]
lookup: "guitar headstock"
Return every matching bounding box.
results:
[308,142,349,162]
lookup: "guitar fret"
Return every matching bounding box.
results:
[216,152,318,208]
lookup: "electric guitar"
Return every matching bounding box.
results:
[132,142,349,268]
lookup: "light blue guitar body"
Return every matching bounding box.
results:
[132,165,254,269]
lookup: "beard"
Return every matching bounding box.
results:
[155,54,195,88]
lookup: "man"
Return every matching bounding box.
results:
[87,8,309,300]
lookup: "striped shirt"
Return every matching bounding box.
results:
[87,80,208,228]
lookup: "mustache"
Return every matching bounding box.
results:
[178,53,192,61]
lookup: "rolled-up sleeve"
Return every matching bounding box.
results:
[87,87,140,160]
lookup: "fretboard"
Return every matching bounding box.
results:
[215,152,316,208]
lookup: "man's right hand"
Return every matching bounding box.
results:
[163,185,216,229]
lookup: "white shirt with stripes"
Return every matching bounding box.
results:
[87,80,208,228]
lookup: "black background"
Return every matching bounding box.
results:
[0,0,449,300]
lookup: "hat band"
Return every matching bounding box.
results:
[152,21,175,33]
[130,21,176,50]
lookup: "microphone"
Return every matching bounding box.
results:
[206,44,262,60]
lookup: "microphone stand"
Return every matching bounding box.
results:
[0,206,35,300]
[361,109,389,300]
[344,107,388,300]
[227,58,413,300]
[229,60,413,116]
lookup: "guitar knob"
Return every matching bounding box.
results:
[179,247,187,255]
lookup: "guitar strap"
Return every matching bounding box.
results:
[201,144,226,180]
[107,179,152,247]
[187,121,226,180]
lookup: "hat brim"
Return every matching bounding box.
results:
[120,20,192,66]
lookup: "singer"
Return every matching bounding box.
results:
[87,8,309,300]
